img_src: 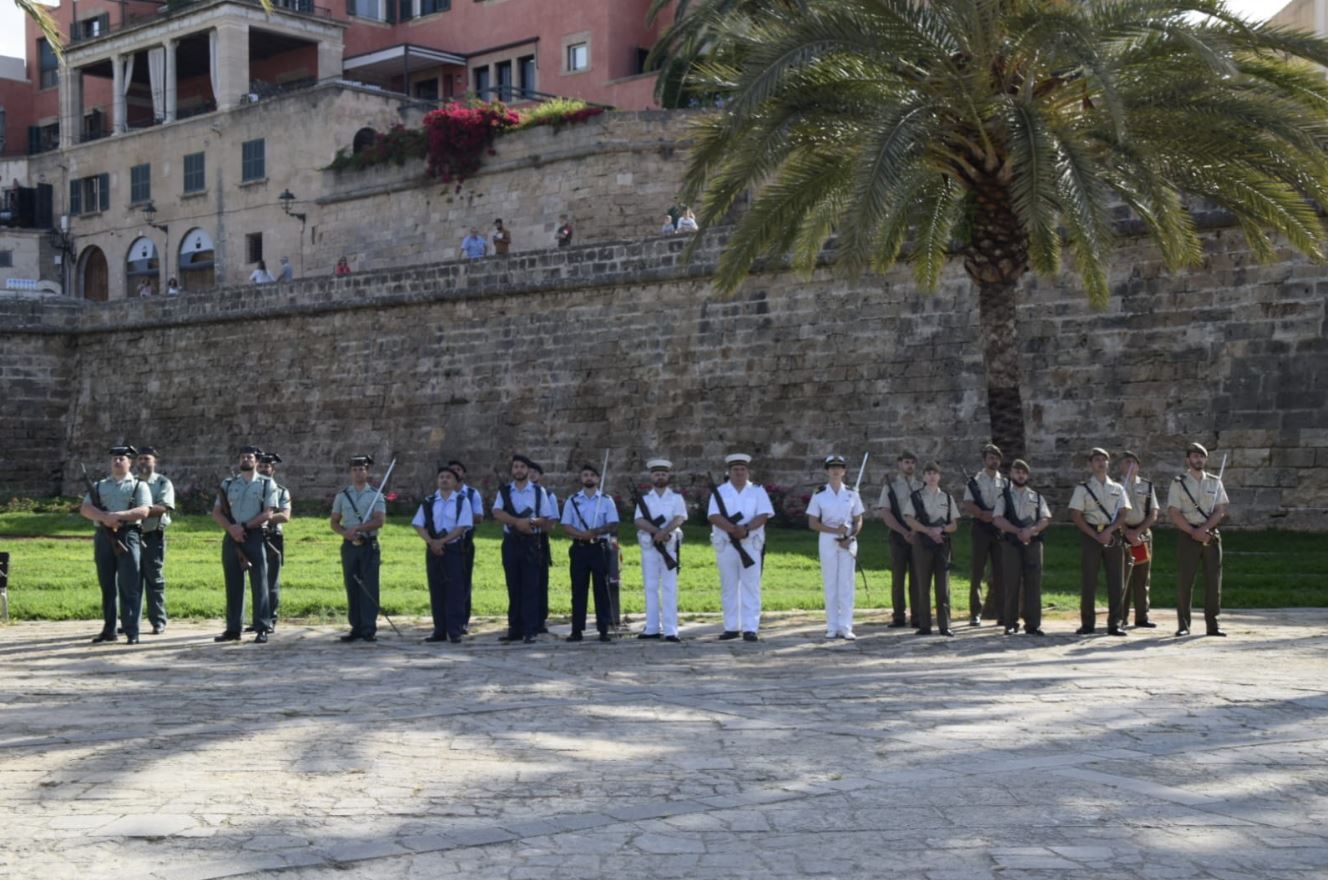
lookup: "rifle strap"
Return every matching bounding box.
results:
[1081,481,1113,520]
[1177,475,1211,521]
[968,476,993,512]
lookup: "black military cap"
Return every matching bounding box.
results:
[824,454,847,469]
[437,465,462,482]
[239,445,263,455]
[259,452,283,464]
[137,446,159,457]
[511,454,535,468]
[447,459,467,471]
[529,462,544,475]
[579,462,601,476]
[350,455,373,467]
[109,445,137,457]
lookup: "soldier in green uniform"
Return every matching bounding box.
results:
[1118,451,1159,630]
[902,462,960,637]
[1068,448,1131,637]
[876,451,923,628]
[1167,442,1229,637]
[135,446,175,635]
[211,446,277,643]
[992,459,1052,636]
[256,452,292,631]
[331,455,387,643]
[961,444,1008,626]
[79,445,152,644]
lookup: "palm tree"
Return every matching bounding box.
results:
[14,0,62,55]
[666,0,1328,458]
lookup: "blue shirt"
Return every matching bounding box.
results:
[459,483,484,522]
[560,489,619,534]
[491,481,558,534]
[411,490,474,541]
[461,234,487,259]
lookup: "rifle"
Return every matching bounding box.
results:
[349,458,400,636]
[81,463,128,556]
[631,485,679,571]
[420,489,445,556]
[849,453,869,599]
[706,471,756,569]
[592,450,623,632]
[216,474,253,571]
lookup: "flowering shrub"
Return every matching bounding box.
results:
[325,125,425,172]
[515,98,607,133]
[422,101,520,184]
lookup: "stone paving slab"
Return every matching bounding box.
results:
[1,610,1326,879]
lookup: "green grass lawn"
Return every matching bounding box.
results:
[1,513,1323,621]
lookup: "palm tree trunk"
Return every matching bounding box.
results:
[975,279,1027,462]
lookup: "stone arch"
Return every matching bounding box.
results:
[126,236,161,296]
[352,127,377,154]
[178,227,216,291]
[78,245,109,301]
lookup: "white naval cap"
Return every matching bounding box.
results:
[724,453,752,466]
[647,458,673,471]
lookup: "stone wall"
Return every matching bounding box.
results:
[3,227,1324,528]
[0,296,80,498]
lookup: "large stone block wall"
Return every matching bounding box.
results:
[0,297,79,497]
[4,228,1324,528]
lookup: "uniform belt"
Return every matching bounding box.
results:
[572,539,609,547]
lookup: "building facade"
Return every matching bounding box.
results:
[0,0,671,298]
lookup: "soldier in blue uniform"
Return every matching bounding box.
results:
[412,465,474,643]
[560,463,620,642]
[135,446,175,635]
[492,455,559,643]
[256,452,292,630]
[210,445,277,643]
[447,459,484,633]
[79,445,152,644]
[331,455,388,643]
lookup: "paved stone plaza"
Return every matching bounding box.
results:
[2,610,1326,879]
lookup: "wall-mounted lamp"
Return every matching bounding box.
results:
[278,189,307,223]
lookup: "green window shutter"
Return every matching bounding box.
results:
[99,173,110,211]
[70,179,82,215]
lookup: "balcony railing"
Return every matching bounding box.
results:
[67,0,333,44]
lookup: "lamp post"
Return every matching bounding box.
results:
[46,220,76,297]
[140,201,170,289]
[278,189,306,275]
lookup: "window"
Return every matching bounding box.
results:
[519,55,536,98]
[0,250,12,268]
[130,164,151,205]
[73,14,110,41]
[473,66,490,98]
[495,61,513,102]
[346,0,389,21]
[69,173,110,215]
[413,79,439,100]
[183,152,205,193]
[246,232,263,264]
[27,123,59,155]
[241,139,266,182]
[38,39,59,89]
[566,42,588,72]
[418,0,450,14]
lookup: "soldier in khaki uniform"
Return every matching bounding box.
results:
[1118,451,1159,629]
[79,445,152,644]
[1068,448,1131,636]
[1167,442,1229,637]
[877,451,923,628]
[256,452,292,630]
[135,446,175,635]
[331,455,388,643]
[961,444,1008,626]
[902,462,959,637]
[992,459,1052,635]
[212,446,278,643]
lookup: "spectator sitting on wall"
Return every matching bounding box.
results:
[278,256,294,282]
[493,219,512,256]
[335,256,351,276]
[676,208,699,233]
[166,277,180,296]
[660,214,677,235]
[250,260,275,285]
[556,215,573,248]
[137,279,155,298]
[461,227,488,260]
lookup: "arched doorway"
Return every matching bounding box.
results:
[178,227,215,291]
[79,246,109,301]
[126,237,161,296]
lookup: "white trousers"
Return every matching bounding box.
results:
[640,538,680,636]
[819,533,857,634]
[714,537,763,633]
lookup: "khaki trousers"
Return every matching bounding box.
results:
[970,522,1003,622]
[1177,531,1222,632]
[1001,538,1043,632]
[1121,531,1153,626]
[1080,532,1125,632]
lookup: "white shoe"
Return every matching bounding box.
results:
[824,631,837,640]
[841,630,856,641]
